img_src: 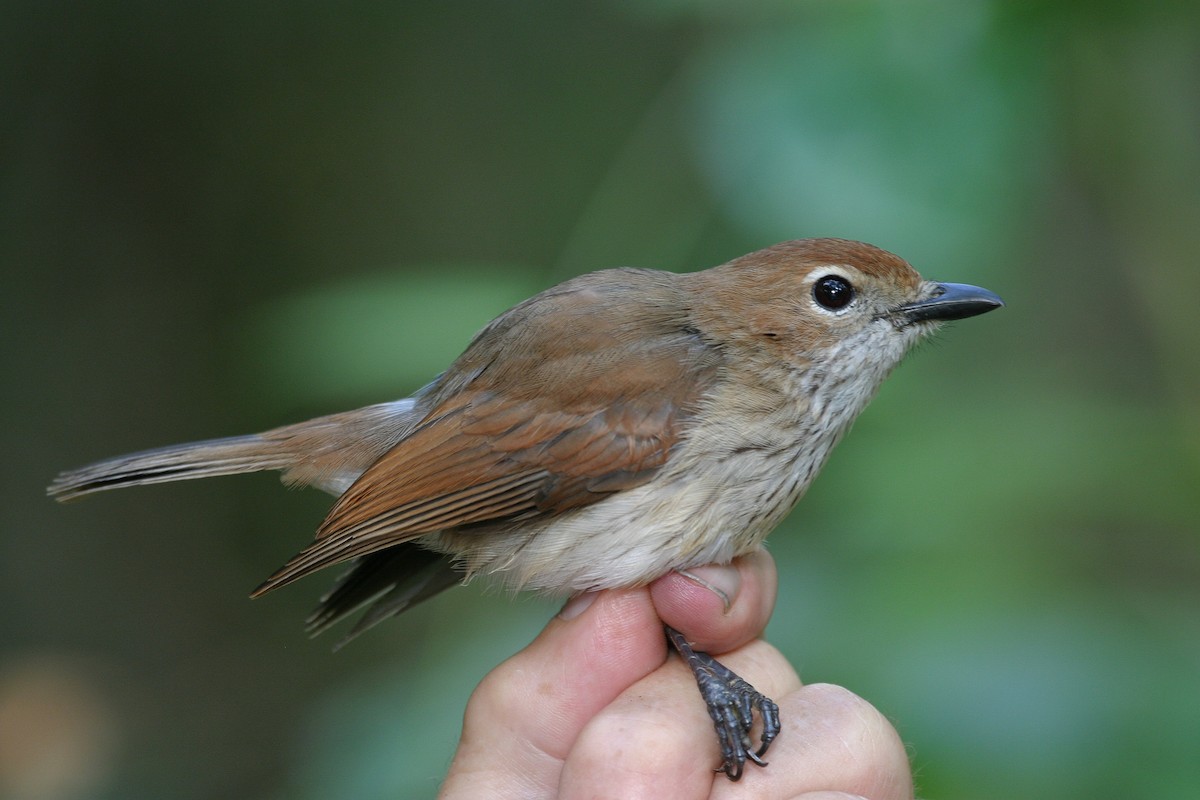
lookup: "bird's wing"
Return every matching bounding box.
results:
[253,275,721,595]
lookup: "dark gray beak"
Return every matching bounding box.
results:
[895,282,1004,325]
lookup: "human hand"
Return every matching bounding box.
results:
[439,549,913,799]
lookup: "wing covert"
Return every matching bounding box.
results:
[252,271,722,595]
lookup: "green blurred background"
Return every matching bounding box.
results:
[3,1,1197,798]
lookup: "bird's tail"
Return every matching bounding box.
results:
[47,399,422,502]
[47,434,293,502]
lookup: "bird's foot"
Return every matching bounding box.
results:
[665,625,781,781]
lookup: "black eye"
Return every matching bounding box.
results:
[813,275,855,310]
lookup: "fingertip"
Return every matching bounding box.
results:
[713,684,912,800]
[557,590,598,620]
[540,588,667,684]
[676,564,742,612]
[650,549,778,653]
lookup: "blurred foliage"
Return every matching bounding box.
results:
[2,1,1198,798]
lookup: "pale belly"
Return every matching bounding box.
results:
[425,434,830,594]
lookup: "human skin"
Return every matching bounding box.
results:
[440,550,914,799]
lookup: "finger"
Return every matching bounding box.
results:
[710,684,913,800]
[440,587,667,799]
[650,549,778,654]
[559,638,802,798]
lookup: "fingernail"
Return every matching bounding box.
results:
[676,565,741,613]
[557,591,598,621]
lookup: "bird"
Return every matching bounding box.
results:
[48,238,1003,780]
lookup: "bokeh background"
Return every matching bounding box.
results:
[3,1,1198,798]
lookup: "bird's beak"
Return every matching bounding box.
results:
[894,282,1004,325]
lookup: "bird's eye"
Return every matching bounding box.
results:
[813,275,855,310]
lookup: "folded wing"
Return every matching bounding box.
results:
[254,270,722,596]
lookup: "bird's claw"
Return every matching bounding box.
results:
[666,626,782,781]
[706,674,780,780]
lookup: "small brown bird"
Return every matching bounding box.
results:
[48,238,1002,779]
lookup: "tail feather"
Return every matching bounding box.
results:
[46,398,454,645]
[47,398,424,503]
[47,435,291,502]
[302,544,463,646]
